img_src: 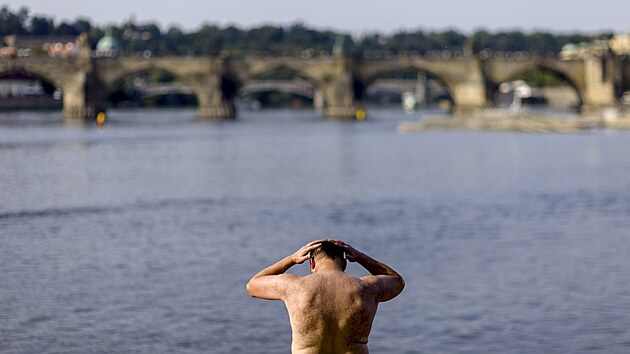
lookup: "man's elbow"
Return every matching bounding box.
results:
[246,279,256,297]
[378,276,405,303]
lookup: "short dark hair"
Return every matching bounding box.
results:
[311,241,346,270]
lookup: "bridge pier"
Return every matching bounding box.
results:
[324,106,357,118]
[450,60,487,116]
[194,70,236,119]
[61,71,102,121]
[197,103,235,119]
[580,57,618,115]
[322,69,360,119]
[452,105,481,116]
[62,81,107,121]
[62,87,88,121]
[58,40,106,121]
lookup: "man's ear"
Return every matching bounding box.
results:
[310,257,315,270]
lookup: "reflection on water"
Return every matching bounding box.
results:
[1,108,630,353]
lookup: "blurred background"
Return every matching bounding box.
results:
[1,2,630,353]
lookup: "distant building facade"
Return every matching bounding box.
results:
[560,34,630,60]
[3,35,79,57]
[609,34,630,55]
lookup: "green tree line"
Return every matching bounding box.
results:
[1,5,614,57]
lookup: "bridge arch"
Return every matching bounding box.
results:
[0,66,66,113]
[357,64,456,110]
[238,61,327,89]
[100,64,198,105]
[483,59,586,107]
[234,62,327,109]
[0,64,65,91]
[106,69,197,107]
[487,63,584,110]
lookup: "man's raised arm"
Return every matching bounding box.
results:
[331,240,405,302]
[246,240,323,300]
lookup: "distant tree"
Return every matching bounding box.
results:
[72,18,92,34]
[29,16,54,35]
[251,26,285,45]
[123,22,162,55]
[470,29,492,53]
[390,30,430,53]
[187,24,221,55]
[55,22,79,36]
[0,5,619,57]
[527,32,557,54]
[164,26,187,55]
[0,5,28,35]
[432,29,466,51]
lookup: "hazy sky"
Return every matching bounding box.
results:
[7,0,630,34]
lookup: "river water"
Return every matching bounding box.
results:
[1,108,630,354]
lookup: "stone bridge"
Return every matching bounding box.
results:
[1,41,627,120]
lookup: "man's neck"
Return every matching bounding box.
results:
[312,260,344,274]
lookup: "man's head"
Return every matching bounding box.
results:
[309,240,347,271]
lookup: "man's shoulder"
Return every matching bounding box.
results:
[358,274,404,302]
[275,273,304,283]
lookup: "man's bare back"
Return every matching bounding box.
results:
[246,240,404,353]
[284,271,377,353]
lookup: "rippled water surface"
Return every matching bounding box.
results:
[1,108,630,353]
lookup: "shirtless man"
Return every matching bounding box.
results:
[246,239,405,353]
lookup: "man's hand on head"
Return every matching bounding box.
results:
[329,239,362,262]
[291,240,324,264]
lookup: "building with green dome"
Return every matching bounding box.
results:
[95,31,123,57]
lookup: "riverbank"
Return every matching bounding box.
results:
[397,110,630,133]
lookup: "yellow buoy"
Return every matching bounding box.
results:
[355,109,366,121]
[96,112,106,125]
